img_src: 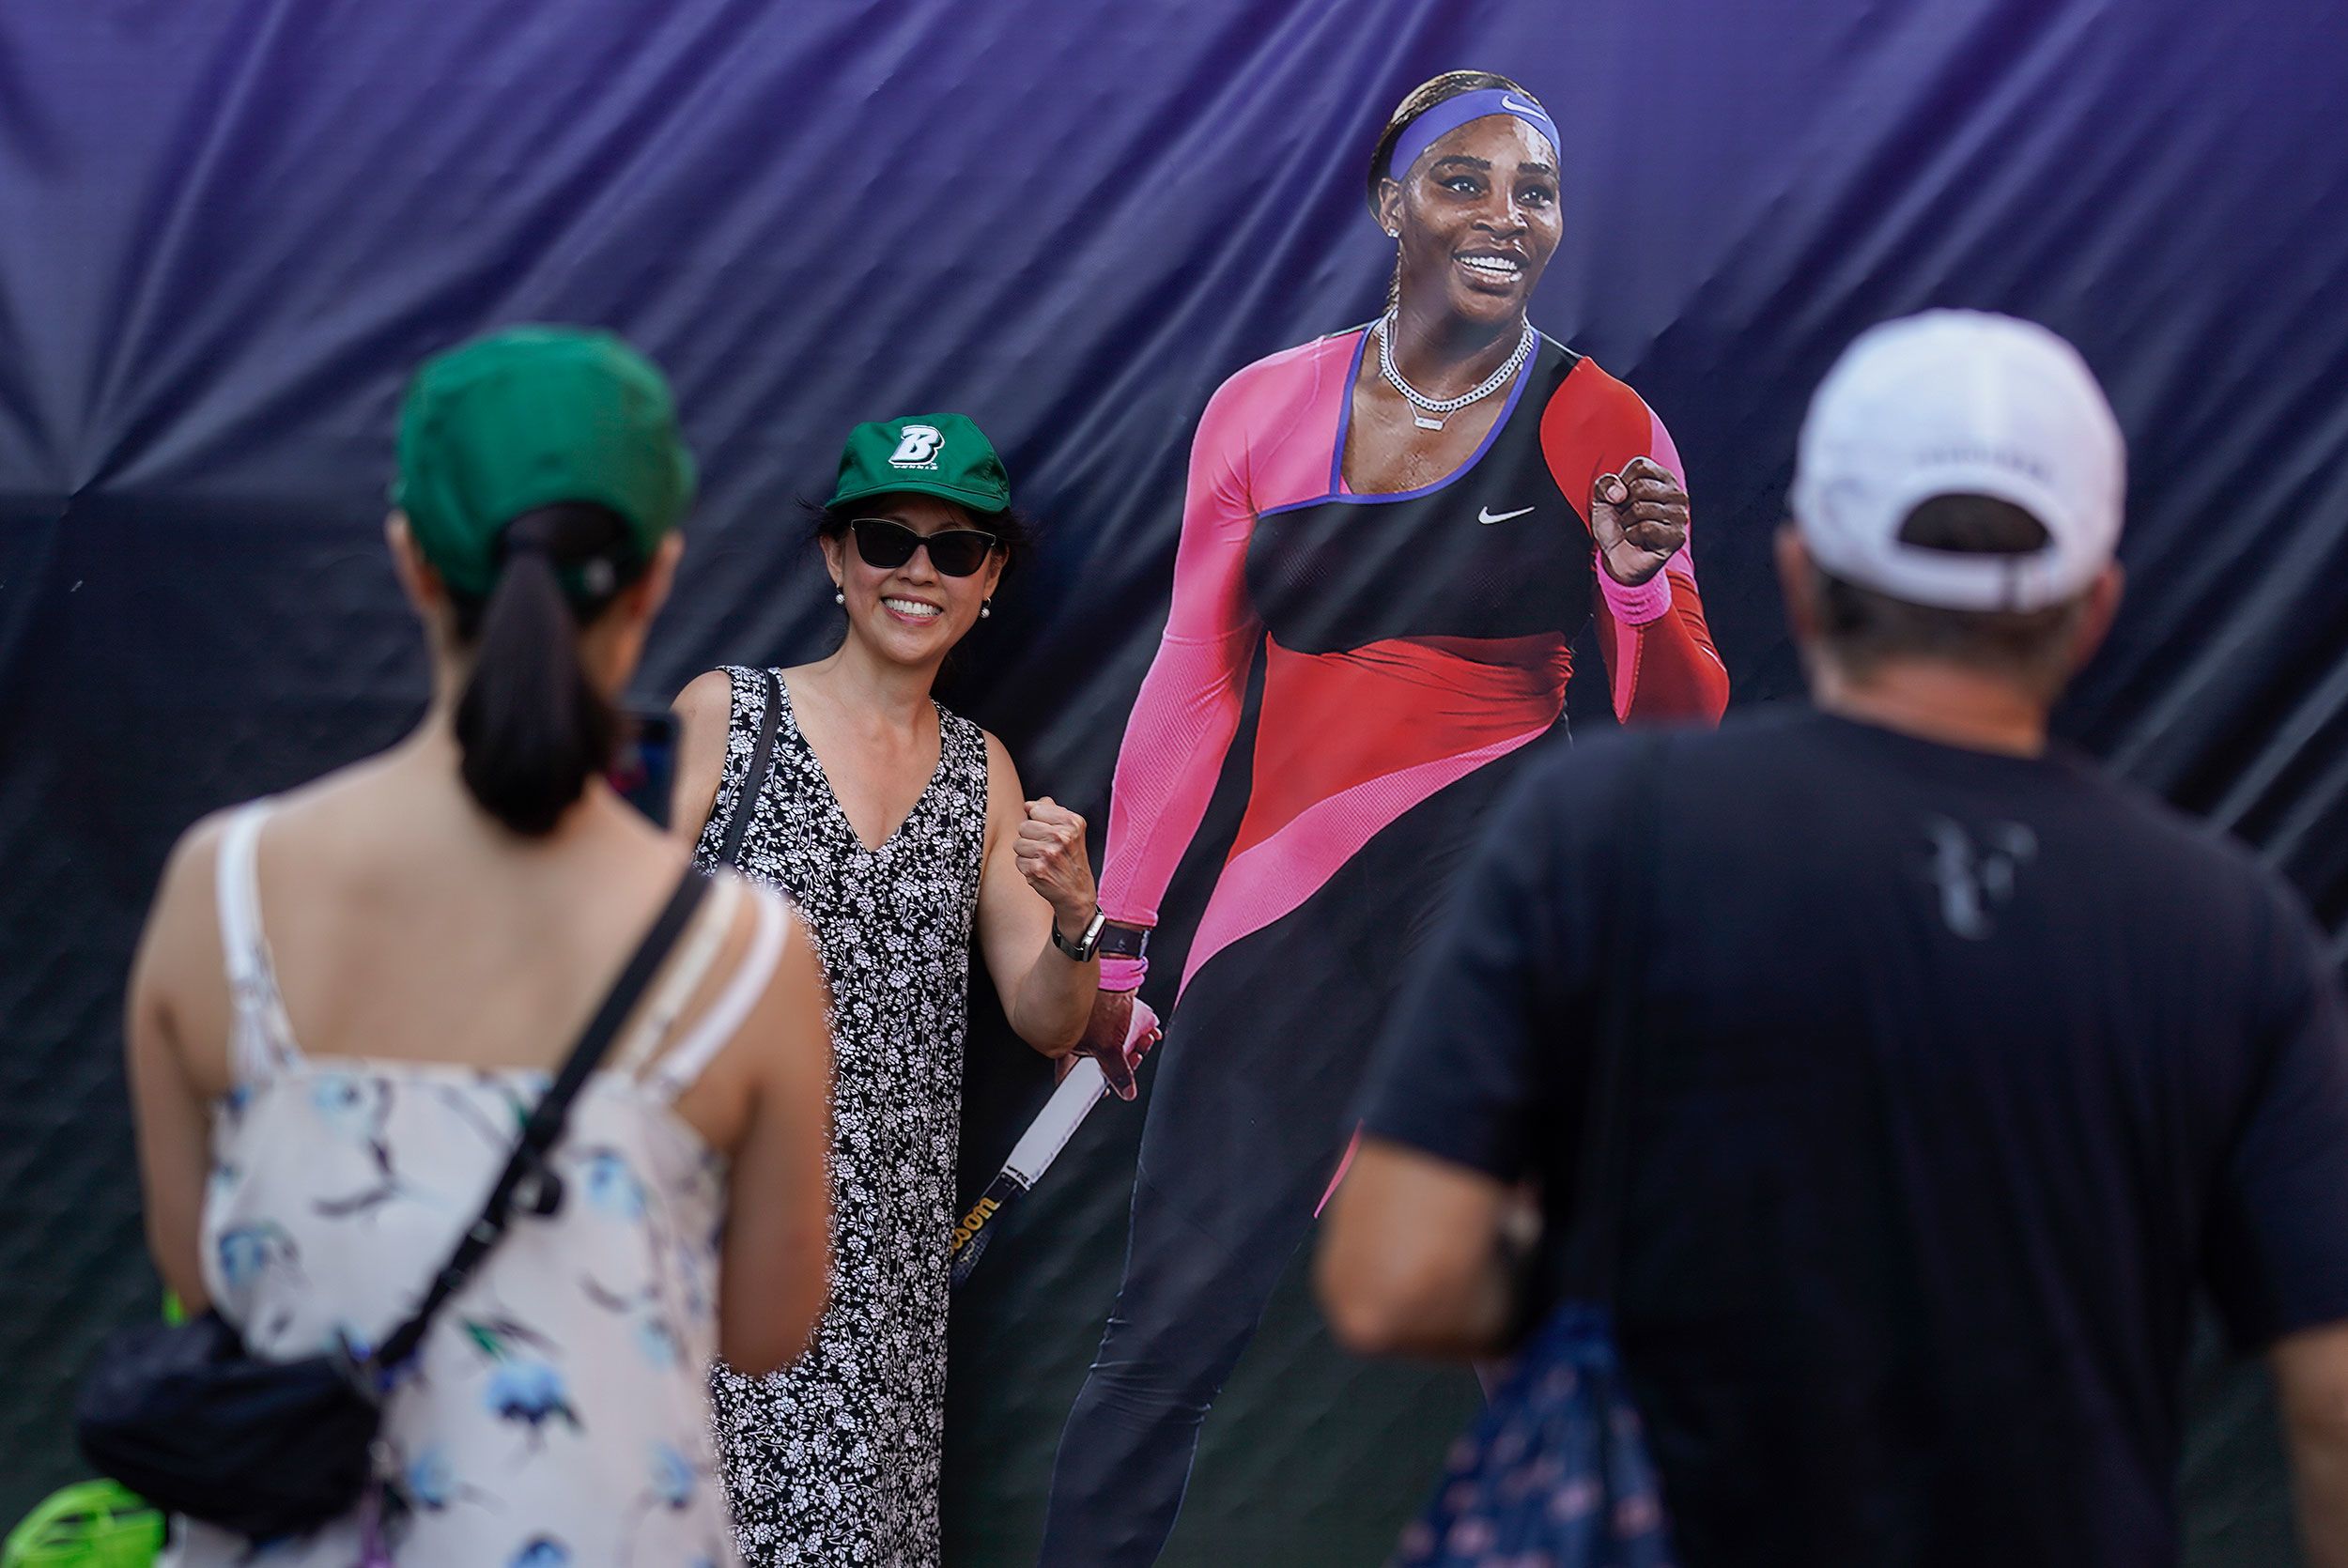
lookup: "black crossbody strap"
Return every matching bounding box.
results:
[1564,736,1671,1309]
[372,869,713,1373]
[716,669,784,869]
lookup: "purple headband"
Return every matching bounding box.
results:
[1385,87,1560,184]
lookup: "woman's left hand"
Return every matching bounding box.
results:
[1592,456,1690,587]
[1016,797,1098,936]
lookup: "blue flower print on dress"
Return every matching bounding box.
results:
[650,1441,696,1510]
[635,1315,684,1369]
[406,1445,456,1511]
[189,798,747,1566]
[485,1360,581,1440]
[308,1073,376,1137]
[307,1072,409,1219]
[581,1149,646,1220]
[216,1222,298,1289]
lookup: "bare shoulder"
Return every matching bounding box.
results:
[980,727,1016,772]
[981,729,1025,801]
[669,669,748,840]
[674,667,740,735]
[971,730,1027,857]
[130,804,253,1043]
[148,807,239,930]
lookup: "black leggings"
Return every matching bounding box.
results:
[1038,752,1528,1565]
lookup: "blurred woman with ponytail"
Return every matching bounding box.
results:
[123,327,832,1567]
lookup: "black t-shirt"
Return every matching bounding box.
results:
[1361,706,2348,1568]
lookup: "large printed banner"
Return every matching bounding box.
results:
[2,3,2342,1563]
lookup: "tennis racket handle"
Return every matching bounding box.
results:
[1004,1056,1110,1184]
[948,1220,995,1286]
[951,1172,1021,1263]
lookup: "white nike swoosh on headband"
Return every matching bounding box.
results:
[1479,505,1535,525]
[1501,95,1543,116]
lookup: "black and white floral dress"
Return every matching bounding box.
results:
[695,668,987,1567]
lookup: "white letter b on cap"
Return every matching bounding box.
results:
[889,425,944,468]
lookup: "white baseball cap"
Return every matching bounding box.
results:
[1791,310,2125,612]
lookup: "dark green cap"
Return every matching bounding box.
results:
[394,326,697,597]
[827,412,1011,516]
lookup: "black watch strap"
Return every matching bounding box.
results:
[1052,907,1107,962]
[1096,920,1151,961]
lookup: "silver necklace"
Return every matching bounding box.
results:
[1377,311,1536,430]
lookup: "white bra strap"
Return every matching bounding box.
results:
[213,803,270,992]
[611,875,743,1078]
[644,890,791,1102]
[212,800,298,1082]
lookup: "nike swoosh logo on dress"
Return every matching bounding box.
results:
[1478,505,1535,525]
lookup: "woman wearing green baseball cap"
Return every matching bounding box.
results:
[672,413,1107,1565]
[121,328,832,1566]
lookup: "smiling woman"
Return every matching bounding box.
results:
[1033,69,1731,1565]
[669,413,1105,1568]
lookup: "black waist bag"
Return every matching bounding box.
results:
[76,869,710,1543]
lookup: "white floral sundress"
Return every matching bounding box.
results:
[166,801,789,1568]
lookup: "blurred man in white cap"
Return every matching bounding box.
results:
[1321,312,2348,1567]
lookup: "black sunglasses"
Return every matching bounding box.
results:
[848,517,999,578]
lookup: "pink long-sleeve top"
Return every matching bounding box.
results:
[1102,326,1728,993]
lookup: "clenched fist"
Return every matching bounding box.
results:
[1591,455,1690,587]
[1016,796,1099,936]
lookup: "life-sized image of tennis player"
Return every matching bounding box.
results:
[1037,71,1731,1564]
[672,415,1104,1567]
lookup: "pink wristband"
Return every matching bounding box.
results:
[1595,554,1675,627]
[1100,955,1148,994]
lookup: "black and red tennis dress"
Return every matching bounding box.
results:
[1040,323,1729,1564]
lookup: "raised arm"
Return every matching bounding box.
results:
[975,733,1101,1054]
[1543,381,1729,725]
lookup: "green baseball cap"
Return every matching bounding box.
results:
[394,325,697,597]
[827,412,1011,516]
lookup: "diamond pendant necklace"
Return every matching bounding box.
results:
[1377,311,1537,431]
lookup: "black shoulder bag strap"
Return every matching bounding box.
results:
[1560,735,1671,1314]
[368,868,712,1375]
[715,669,784,869]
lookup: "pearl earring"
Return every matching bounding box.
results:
[980,600,993,620]
[833,588,844,605]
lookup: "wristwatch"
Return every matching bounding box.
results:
[1052,906,1109,962]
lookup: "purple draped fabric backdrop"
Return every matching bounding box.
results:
[1,2,2342,1561]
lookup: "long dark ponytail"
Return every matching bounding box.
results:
[449,503,643,836]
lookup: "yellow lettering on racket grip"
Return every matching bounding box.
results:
[950,1196,1000,1253]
